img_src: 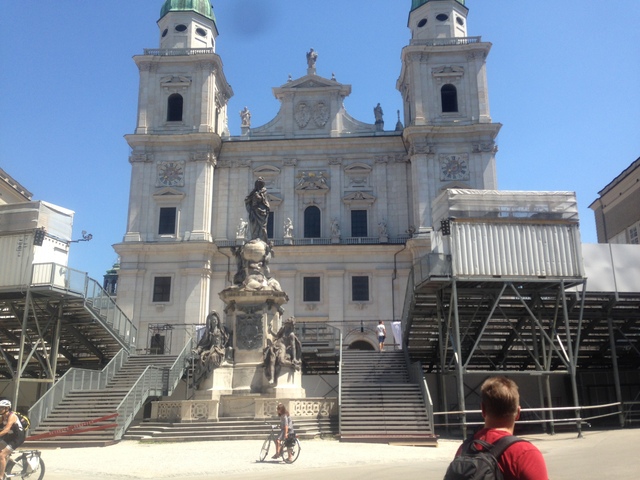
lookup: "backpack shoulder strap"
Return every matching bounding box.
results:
[487,435,528,460]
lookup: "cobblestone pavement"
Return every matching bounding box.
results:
[37,429,639,479]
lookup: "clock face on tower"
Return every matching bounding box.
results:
[157,161,184,187]
[440,154,469,181]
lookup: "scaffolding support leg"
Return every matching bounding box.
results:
[12,289,31,408]
[561,281,582,438]
[452,280,467,438]
[545,375,555,435]
[608,315,625,427]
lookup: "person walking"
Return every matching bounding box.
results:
[0,399,26,479]
[448,376,548,480]
[273,403,295,462]
[376,320,386,352]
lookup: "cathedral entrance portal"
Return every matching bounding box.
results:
[348,340,375,351]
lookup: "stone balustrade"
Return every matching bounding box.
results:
[150,397,337,422]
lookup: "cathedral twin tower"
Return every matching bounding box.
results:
[115,0,500,353]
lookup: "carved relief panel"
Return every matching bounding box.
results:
[344,163,372,190]
[294,98,331,129]
[235,313,263,350]
[253,165,282,192]
[295,170,330,192]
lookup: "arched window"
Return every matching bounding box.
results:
[441,84,458,113]
[167,94,183,121]
[304,206,321,238]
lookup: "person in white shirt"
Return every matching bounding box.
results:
[376,321,386,352]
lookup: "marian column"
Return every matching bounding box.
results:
[213,178,304,399]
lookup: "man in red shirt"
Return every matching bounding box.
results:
[459,376,549,480]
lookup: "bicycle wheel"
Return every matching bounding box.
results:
[284,438,301,464]
[9,454,45,480]
[259,437,272,462]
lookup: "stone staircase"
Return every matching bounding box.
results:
[340,350,437,445]
[25,355,179,448]
[124,416,338,442]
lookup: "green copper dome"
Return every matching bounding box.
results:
[160,0,216,22]
[411,0,465,10]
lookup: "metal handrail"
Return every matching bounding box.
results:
[407,360,435,431]
[143,48,214,56]
[410,36,482,47]
[30,263,137,349]
[114,366,165,440]
[114,339,192,438]
[165,339,193,395]
[338,329,344,435]
[215,235,411,248]
[28,349,129,431]
[114,340,192,438]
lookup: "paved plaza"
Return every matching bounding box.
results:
[35,428,639,479]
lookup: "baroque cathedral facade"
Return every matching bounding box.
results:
[114,0,500,353]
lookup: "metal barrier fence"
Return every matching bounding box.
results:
[433,401,625,435]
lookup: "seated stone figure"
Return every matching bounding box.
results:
[192,311,231,389]
[263,317,302,384]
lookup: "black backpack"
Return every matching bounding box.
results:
[14,411,30,431]
[443,435,526,480]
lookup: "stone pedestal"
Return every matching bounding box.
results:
[218,287,304,397]
[221,290,287,364]
[267,365,305,399]
[193,364,233,400]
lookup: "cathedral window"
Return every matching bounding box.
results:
[303,277,321,302]
[352,276,370,302]
[267,212,274,239]
[304,206,321,238]
[441,84,458,113]
[152,276,172,303]
[158,207,177,235]
[167,94,183,122]
[351,210,368,237]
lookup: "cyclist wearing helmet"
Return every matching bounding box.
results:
[0,399,25,479]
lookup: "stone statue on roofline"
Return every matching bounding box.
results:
[240,106,251,127]
[306,48,318,69]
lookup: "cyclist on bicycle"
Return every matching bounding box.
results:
[0,399,26,479]
[273,403,295,462]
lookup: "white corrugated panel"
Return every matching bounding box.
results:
[0,201,73,240]
[0,233,35,288]
[451,222,583,278]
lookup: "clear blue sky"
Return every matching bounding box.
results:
[1,1,639,282]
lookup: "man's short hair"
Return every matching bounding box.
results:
[481,376,520,418]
